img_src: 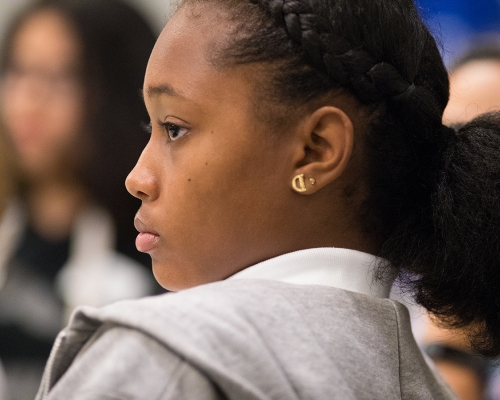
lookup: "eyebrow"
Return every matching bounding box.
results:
[143,84,186,99]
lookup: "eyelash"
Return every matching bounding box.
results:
[143,121,189,142]
[162,122,189,141]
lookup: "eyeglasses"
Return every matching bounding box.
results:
[1,64,82,101]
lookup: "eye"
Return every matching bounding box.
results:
[163,122,189,141]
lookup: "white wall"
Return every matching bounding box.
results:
[126,0,176,32]
[0,0,32,40]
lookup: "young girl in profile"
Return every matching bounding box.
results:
[37,0,500,399]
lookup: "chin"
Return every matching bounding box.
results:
[152,261,207,292]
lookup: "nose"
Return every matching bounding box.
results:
[125,143,159,202]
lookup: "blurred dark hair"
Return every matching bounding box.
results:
[0,0,157,264]
[180,0,500,357]
[0,128,14,214]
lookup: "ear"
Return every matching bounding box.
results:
[291,106,354,194]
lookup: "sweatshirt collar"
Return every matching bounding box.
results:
[228,247,391,298]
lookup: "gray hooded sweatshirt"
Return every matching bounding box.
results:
[36,279,456,399]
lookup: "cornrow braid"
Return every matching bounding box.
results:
[250,0,416,103]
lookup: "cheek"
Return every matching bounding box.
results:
[1,89,84,145]
[142,88,294,288]
[5,99,85,176]
[33,101,86,170]
[152,174,289,290]
[153,134,289,275]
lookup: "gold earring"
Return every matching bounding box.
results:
[292,174,307,193]
[309,178,316,185]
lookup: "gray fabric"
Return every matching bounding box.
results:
[0,360,8,400]
[36,280,457,399]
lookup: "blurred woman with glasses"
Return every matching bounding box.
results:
[0,1,159,398]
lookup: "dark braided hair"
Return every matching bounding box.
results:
[181,0,500,357]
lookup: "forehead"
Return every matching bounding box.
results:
[145,4,230,89]
[11,10,80,68]
[144,3,266,117]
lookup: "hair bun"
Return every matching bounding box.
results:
[440,124,459,149]
[414,111,500,357]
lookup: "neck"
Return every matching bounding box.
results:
[285,185,377,256]
[26,179,88,241]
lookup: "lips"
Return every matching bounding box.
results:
[134,215,160,253]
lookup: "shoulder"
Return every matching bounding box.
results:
[85,278,400,333]
[81,280,404,380]
[39,280,455,399]
[89,279,398,332]
[40,324,224,400]
[41,281,395,397]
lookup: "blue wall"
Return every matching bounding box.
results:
[415,0,500,65]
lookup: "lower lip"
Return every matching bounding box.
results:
[136,232,160,253]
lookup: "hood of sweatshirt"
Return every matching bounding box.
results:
[37,279,455,400]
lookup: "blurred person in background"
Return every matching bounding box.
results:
[419,44,500,400]
[444,45,500,124]
[0,0,158,398]
[421,317,490,400]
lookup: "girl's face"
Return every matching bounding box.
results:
[0,11,85,181]
[126,5,303,290]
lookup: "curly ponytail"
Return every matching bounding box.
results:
[399,113,500,357]
[180,0,500,357]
